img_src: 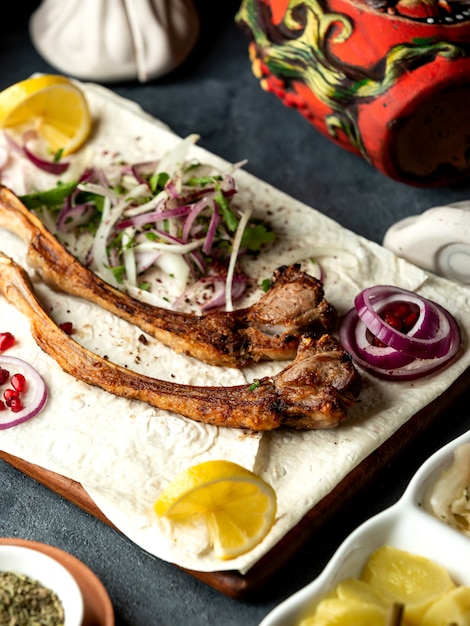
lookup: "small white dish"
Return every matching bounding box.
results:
[260,430,470,626]
[0,544,84,626]
[383,201,470,284]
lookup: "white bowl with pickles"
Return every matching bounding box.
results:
[260,430,470,626]
[0,543,84,626]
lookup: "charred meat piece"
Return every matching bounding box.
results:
[0,185,337,368]
[0,253,361,430]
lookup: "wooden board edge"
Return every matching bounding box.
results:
[1,365,469,600]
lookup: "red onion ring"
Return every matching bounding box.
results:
[355,286,452,359]
[23,142,70,175]
[340,286,461,381]
[4,130,70,175]
[340,307,415,370]
[0,356,48,429]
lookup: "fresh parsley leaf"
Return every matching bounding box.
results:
[241,223,276,251]
[111,265,126,283]
[261,278,271,292]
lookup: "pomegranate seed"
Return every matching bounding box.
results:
[9,396,23,413]
[0,332,15,352]
[404,312,418,330]
[0,367,9,385]
[0,400,5,411]
[383,312,403,330]
[390,303,410,318]
[11,373,27,393]
[380,301,420,336]
[4,388,19,404]
[59,322,74,335]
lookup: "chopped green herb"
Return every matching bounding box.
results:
[249,381,261,391]
[53,148,64,163]
[261,278,271,293]
[111,265,126,283]
[241,223,275,252]
[149,171,169,193]
[186,174,223,187]
[20,180,78,210]
[215,188,238,232]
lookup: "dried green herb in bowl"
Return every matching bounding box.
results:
[0,545,84,626]
[0,570,64,625]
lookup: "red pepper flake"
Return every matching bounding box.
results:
[0,332,15,352]
[59,322,74,335]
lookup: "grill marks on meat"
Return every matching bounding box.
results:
[0,186,337,367]
[0,252,361,430]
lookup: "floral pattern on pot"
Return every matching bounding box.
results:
[236,0,470,187]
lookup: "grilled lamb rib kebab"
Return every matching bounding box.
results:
[0,185,337,368]
[0,252,361,430]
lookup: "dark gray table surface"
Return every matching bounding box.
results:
[1,2,470,625]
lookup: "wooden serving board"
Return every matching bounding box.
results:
[2,367,469,600]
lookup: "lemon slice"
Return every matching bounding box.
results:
[0,74,91,155]
[154,460,277,560]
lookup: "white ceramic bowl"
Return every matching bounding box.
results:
[0,544,84,626]
[260,429,470,626]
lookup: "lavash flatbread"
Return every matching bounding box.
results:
[0,83,469,574]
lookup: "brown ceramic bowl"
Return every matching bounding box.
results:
[0,538,114,626]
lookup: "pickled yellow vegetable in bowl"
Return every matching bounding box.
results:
[299,545,470,626]
[259,431,470,626]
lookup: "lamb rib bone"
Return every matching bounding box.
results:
[0,252,362,430]
[0,185,337,368]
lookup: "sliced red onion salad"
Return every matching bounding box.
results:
[19,137,275,312]
[0,355,48,429]
[339,285,461,381]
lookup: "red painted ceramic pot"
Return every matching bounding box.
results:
[236,0,470,186]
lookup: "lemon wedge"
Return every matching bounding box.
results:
[0,74,92,155]
[154,460,277,560]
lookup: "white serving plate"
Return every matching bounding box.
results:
[259,429,470,626]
